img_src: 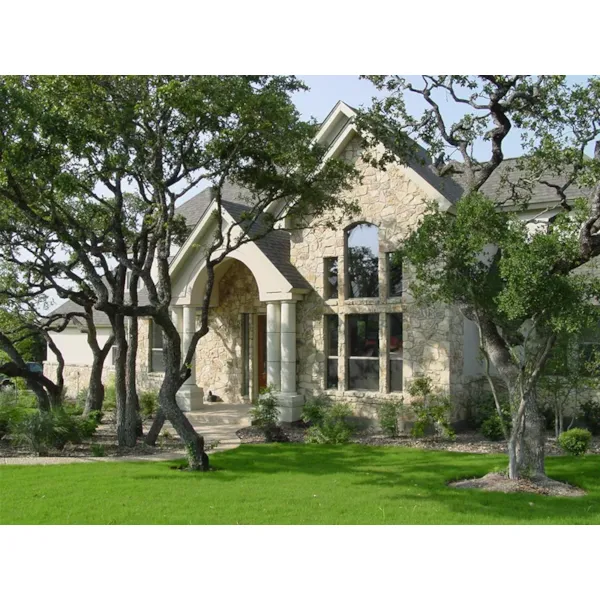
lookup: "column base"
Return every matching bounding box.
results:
[176,384,204,412]
[274,392,304,423]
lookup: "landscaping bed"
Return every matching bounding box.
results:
[0,419,189,459]
[236,423,600,456]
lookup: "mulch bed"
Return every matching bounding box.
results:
[449,472,587,497]
[236,424,600,457]
[0,420,189,459]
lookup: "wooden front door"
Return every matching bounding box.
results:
[257,314,267,392]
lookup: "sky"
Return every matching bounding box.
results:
[290,75,594,161]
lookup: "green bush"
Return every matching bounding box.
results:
[558,428,592,456]
[139,390,159,419]
[480,414,508,441]
[90,443,105,457]
[11,409,98,454]
[580,400,600,435]
[78,414,100,438]
[0,399,29,440]
[301,395,328,425]
[377,399,404,437]
[407,377,455,440]
[103,378,116,414]
[250,389,281,441]
[303,398,354,444]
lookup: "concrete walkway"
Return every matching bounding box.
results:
[0,403,251,466]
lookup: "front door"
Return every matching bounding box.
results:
[257,314,267,392]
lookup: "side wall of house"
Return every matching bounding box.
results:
[290,135,465,418]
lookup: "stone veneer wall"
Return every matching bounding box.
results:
[290,135,465,418]
[195,260,260,403]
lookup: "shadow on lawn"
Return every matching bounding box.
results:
[136,444,600,523]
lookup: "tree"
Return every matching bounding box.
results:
[0,291,73,410]
[0,76,358,469]
[359,75,600,480]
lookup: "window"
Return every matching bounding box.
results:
[347,314,379,390]
[325,315,339,389]
[346,223,379,298]
[111,345,118,366]
[149,320,165,372]
[387,251,403,298]
[389,314,403,391]
[241,314,250,396]
[324,257,339,300]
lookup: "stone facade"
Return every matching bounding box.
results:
[289,136,464,418]
[195,260,260,403]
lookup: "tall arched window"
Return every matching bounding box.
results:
[345,223,379,298]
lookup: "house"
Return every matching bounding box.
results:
[44,101,596,422]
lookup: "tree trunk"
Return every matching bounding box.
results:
[508,388,546,480]
[144,408,166,446]
[159,332,208,470]
[125,316,142,440]
[113,315,136,447]
[84,354,105,415]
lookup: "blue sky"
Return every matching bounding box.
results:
[291,75,594,160]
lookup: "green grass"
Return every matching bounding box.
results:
[1,444,599,524]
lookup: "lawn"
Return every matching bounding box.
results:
[1,444,599,524]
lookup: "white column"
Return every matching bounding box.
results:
[182,305,196,384]
[274,299,304,423]
[280,301,297,393]
[171,306,183,355]
[266,301,281,391]
[175,305,203,411]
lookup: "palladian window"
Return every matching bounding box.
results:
[347,314,379,390]
[346,223,379,299]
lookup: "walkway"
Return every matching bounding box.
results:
[0,403,251,466]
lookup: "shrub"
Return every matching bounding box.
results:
[301,396,329,425]
[377,399,404,437]
[77,414,100,438]
[90,443,105,457]
[558,428,592,456]
[407,377,455,440]
[103,378,116,414]
[0,398,29,440]
[250,389,281,441]
[480,414,508,441]
[304,398,354,444]
[11,409,98,454]
[139,390,159,419]
[580,399,600,435]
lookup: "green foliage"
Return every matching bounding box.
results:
[10,408,98,454]
[139,390,159,419]
[558,428,592,456]
[303,397,354,444]
[301,395,328,425]
[250,388,281,441]
[0,396,29,439]
[407,377,455,440]
[90,443,105,457]
[103,378,116,414]
[580,400,600,435]
[480,415,507,441]
[377,398,404,437]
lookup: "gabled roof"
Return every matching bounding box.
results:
[449,158,591,207]
[176,181,310,290]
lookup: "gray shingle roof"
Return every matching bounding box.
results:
[448,158,590,206]
[49,287,150,329]
[178,181,310,290]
